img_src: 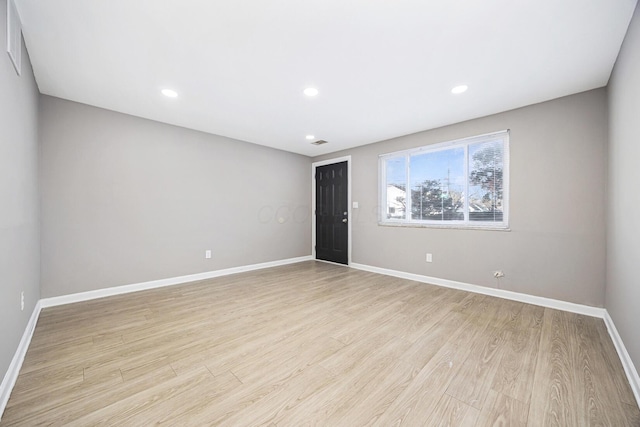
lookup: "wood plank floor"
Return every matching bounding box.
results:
[2,261,638,426]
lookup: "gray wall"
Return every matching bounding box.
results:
[0,0,40,385]
[606,4,640,373]
[314,89,608,307]
[40,96,311,298]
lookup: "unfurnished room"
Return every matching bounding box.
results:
[1,0,640,425]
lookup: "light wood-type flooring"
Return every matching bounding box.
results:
[2,261,639,426]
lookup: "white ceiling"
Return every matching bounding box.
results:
[15,0,638,157]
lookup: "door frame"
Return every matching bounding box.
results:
[311,156,352,265]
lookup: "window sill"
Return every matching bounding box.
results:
[378,221,511,231]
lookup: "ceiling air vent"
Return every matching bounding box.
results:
[311,140,328,146]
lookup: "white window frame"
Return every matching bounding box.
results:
[379,130,510,230]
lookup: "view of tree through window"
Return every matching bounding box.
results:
[469,140,504,222]
[410,147,465,221]
[380,131,508,228]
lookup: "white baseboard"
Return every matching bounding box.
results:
[0,301,42,420]
[603,310,640,406]
[350,262,640,407]
[351,263,605,318]
[40,256,312,308]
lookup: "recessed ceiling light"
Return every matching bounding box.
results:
[304,87,319,97]
[451,85,468,94]
[161,89,178,98]
[306,135,315,140]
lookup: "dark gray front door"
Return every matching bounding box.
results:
[315,161,348,264]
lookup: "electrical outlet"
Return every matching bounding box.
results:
[205,250,212,259]
[493,270,504,278]
[21,291,24,311]
[426,253,433,263]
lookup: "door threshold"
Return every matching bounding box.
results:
[315,259,350,267]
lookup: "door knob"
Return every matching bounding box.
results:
[342,218,348,223]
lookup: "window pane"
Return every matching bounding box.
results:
[385,157,406,220]
[410,148,465,221]
[468,140,504,222]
